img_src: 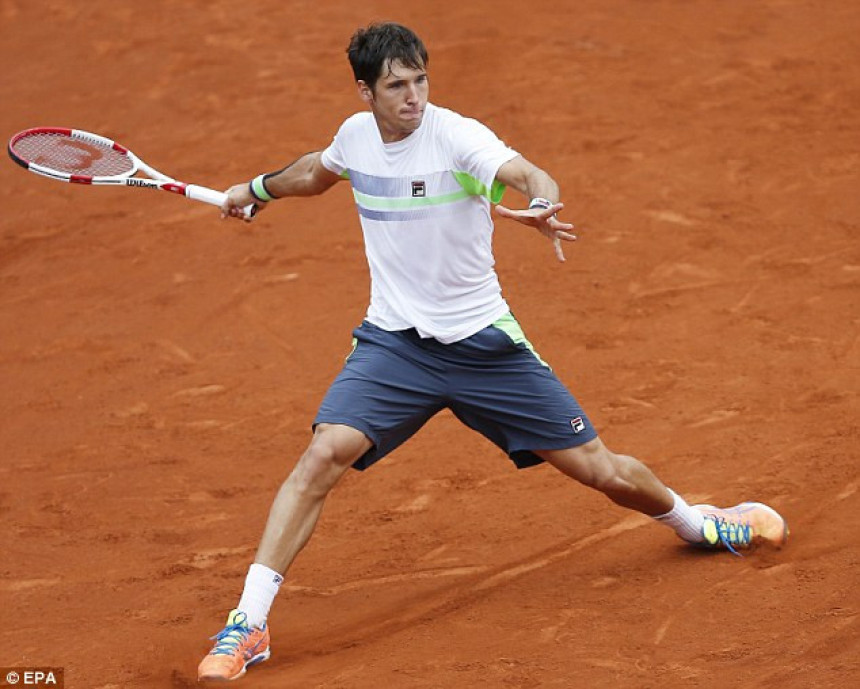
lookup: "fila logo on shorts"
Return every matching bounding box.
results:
[411,180,426,197]
[570,417,585,434]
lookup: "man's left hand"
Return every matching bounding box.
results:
[495,202,577,262]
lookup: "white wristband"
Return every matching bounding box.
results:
[529,197,553,210]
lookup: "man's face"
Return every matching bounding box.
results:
[358,59,429,143]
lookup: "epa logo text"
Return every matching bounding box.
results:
[2,668,64,688]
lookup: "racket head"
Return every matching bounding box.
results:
[8,127,138,183]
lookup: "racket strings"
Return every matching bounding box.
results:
[12,132,134,177]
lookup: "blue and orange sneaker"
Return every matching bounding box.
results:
[198,609,270,681]
[694,502,789,555]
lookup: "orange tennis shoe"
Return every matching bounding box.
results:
[198,609,270,682]
[694,502,789,555]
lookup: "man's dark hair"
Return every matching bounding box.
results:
[347,22,429,90]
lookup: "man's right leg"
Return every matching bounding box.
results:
[254,423,373,574]
[198,423,372,682]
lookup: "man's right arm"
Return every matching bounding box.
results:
[221,151,343,220]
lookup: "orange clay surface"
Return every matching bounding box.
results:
[1,1,858,687]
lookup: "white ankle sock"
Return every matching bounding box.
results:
[236,563,284,628]
[653,489,706,543]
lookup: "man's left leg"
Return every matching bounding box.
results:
[537,437,673,514]
[535,438,788,551]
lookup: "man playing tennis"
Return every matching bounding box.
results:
[198,22,788,682]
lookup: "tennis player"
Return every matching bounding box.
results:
[198,22,788,682]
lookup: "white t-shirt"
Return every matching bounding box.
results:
[320,103,519,344]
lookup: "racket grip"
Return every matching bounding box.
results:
[185,184,256,218]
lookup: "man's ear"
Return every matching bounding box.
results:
[356,80,374,104]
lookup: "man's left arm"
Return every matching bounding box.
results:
[494,155,577,263]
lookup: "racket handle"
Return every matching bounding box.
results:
[185,184,256,218]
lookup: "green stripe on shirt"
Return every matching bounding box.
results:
[352,187,471,210]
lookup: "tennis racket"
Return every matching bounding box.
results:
[8,127,255,218]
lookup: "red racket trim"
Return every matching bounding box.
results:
[162,182,188,195]
[10,127,127,152]
[9,127,72,147]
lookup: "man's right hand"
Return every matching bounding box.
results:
[220,183,265,221]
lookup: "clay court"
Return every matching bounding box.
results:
[1,1,858,687]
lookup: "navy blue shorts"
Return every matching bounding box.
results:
[313,314,598,470]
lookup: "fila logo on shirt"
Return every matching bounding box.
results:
[570,417,585,434]
[411,180,426,197]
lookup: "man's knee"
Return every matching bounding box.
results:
[289,424,370,496]
[539,438,629,491]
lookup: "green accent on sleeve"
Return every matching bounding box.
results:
[452,171,507,203]
[340,170,351,180]
[491,312,550,368]
[489,179,506,204]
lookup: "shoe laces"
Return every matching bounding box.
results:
[209,613,253,657]
[710,514,752,556]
